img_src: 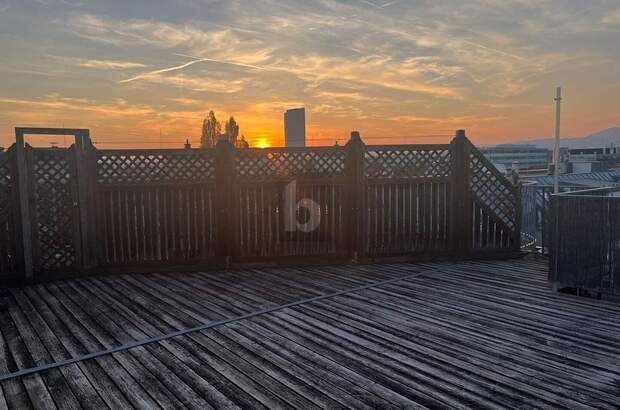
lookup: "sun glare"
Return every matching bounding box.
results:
[255,138,270,148]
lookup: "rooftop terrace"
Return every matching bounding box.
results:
[2,256,620,409]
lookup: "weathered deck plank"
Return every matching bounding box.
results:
[1,257,620,409]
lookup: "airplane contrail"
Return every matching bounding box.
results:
[357,0,400,9]
[120,59,208,83]
[120,55,267,83]
[174,53,268,71]
[461,40,526,61]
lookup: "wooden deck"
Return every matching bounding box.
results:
[1,256,620,409]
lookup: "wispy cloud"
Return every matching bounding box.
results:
[53,56,147,70]
[125,73,247,93]
[602,9,620,26]
[75,59,146,70]
[0,95,157,116]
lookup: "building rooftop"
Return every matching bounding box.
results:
[2,257,620,408]
[530,170,620,187]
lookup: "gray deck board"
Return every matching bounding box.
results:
[1,257,620,409]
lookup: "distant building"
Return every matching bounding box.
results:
[479,144,549,172]
[284,108,306,147]
[565,146,620,173]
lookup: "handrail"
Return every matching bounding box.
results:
[553,186,620,197]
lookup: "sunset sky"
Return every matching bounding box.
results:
[0,0,619,148]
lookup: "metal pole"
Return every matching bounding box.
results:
[553,87,562,194]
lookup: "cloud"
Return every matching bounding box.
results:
[273,54,460,98]
[0,95,157,117]
[75,60,146,70]
[248,101,306,114]
[125,73,247,93]
[53,56,146,70]
[64,14,274,63]
[602,9,620,26]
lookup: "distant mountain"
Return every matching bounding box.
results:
[511,127,620,149]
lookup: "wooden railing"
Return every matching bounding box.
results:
[95,148,217,267]
[1,128,521,282]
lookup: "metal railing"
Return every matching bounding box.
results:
[520,183,603,252]
[548,187,620,296]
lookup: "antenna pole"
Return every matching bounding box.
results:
[553,87,562,194]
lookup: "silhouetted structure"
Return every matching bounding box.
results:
[284,108,305,147]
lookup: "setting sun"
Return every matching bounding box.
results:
[254,137,271,148]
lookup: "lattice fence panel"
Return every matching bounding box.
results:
[32,149,77,271]
[97,150,215,185]
[364,147,451,179]
[0,151,15,275]
[470,149,517,230]
[236,149,346,179]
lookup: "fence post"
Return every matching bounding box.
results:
[513,182,522,251]
[345,131,365,261]
[214,138,235,266]
[450,129,472,253]
[74,131,98,271]
[13,130,33,279]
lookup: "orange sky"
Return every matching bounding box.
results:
[1,1,619,148]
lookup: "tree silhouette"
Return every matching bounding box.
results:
[201,110,221,148]
[225,116,240,145]
[236,135,249,148]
